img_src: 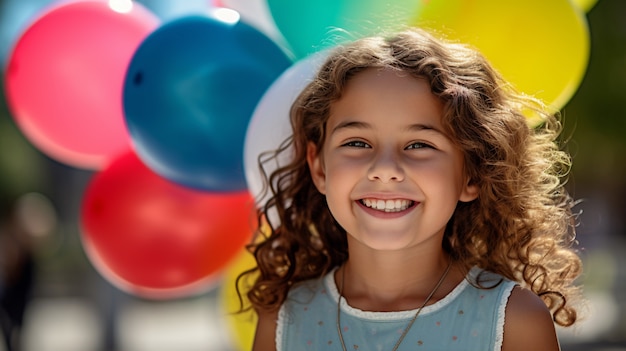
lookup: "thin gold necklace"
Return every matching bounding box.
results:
[336,261,452,351]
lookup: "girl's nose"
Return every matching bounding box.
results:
[367,150,405,183]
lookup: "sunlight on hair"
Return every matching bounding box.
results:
[108,0,133,14]
[211,7,241,24]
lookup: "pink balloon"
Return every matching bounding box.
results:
[4,0,160,169]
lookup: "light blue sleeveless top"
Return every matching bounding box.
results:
[277,267,516,351]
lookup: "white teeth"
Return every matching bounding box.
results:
[361,198,413,212]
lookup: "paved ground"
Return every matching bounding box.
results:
[5,293,237,351]
[0,287,621,351]
[4,233,626,351]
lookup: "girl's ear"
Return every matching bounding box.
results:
[459,179,479,202]
[307,142,326,194]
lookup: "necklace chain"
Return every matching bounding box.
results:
[336,261,452,351]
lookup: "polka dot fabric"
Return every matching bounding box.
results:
[277,268,515,351]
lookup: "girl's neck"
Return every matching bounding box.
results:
[336,239,461,312]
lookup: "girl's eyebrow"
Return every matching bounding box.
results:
[331,120,444,135]
[407,123,444,135]
[330,120,370,134]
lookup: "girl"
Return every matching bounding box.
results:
[240,28,582,351]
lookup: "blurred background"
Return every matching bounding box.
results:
[0,0,625,350]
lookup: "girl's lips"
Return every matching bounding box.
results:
[356,198,419,218]
[359,198,415,212]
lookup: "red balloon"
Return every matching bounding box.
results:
[4,0,159,169]
[81,151,255,299]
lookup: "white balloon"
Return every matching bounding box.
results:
[244,51,328,208]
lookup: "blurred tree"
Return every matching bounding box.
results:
[562,0,626,238]
[565,0,626,175]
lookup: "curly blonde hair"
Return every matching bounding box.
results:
[239,28,582,327]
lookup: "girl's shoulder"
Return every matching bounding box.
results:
[501,286,560,351]
[252,308,279,351]
[470,268,561,351]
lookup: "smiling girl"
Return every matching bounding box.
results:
[240,28,583,351]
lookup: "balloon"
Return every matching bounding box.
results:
[219,222,269,350]
[266,0,422,59]
[123,12,292,192]
[572,0,599,12]
[219,247,259,351]
[244,51,327,207]
[81,151,255,299]
[219,0,286,48]
[4,0,159,169]
[412,0,590,112]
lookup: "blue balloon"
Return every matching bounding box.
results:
[123,11,292,192]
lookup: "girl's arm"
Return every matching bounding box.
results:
[501,286,561,351]
[252,309,279,351]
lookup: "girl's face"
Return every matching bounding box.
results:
[307,68,478,252]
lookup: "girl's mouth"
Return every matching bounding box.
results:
[359,198,415,213]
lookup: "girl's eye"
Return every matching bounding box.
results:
[406,142,433,150]
[342,140,371,148]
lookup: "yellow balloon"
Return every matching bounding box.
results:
[219,221,275,351]
[412,0,590,112]
[572,0,599,13]
[219,248,259,351]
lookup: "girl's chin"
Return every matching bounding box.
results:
[347,232,417,252]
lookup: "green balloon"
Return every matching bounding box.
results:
[267,0,421,59]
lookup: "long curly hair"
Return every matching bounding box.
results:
[238,28,582,327]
